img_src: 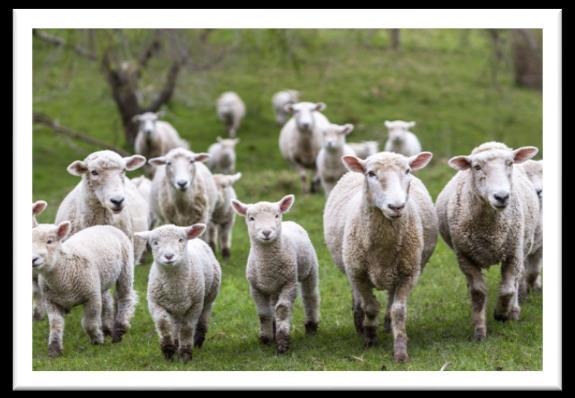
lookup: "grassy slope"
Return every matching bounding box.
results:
[32,29,542,371]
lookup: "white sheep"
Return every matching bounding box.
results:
[55,150,150,265]
[209,173,242,259]
[135,224,221,362]
[272,89,300,125]
[435,142,540,341]
[149,148,218,251]
[206,137,239,175]
[383,120,422,157]
[316,123,357,197]
[348,141,379,160]
[133,111,189,178]
[32,200,48,321]
[131,176,154,228]
[32,222,137,357]
[324,151,438,362]
[217,92,246,138]
[278,101,330,194]
[232,194,320,354]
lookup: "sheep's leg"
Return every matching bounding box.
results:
[525,247,542,292]
[296,164,309,195]
[458,255,487,341]
[250,286,274,345]
[274,284,297,354]
[300,269,320,335]
[194,301,213,348]
[218,222,233,260]
[81,295,104,345]
[351,287,365,335]
[390,282,413,363]
[150,301,177,360]
[33,276,46,321]
[495,256,522,322]
[178,303,203,362]
[112,262,137,343]
[101,290,114,337]
[310,170,321,194]
[353,277,381,348]
[46,301,66,357]
[383,286,396,333]
[205,222,218,254]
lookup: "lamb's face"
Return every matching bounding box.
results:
[217,138,239,162]
[134,112,160,139]
[321,124,354,151]
[285,102,326,134]
[67,151,146,214]
[149,149,210,192]
[136,224,206,267]
[385,121,414,145]
[343,152,433,220]
[32,222,71,272]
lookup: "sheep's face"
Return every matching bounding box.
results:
[136,224,205,267]
[149,149,210,192]
[133,112,161,139]
[321,124,354,151]
[67,151,146,214]
[213,173,242,191]
[232,195,295,244]
[32,222,71,272]
[449,145,538,211]
[216,137,239,163]
[285,102,326,134]
[343,152,433,219]
[522,160,543,203]
[385,120,415,146]
[32,200,47,228]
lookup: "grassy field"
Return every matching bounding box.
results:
[32,29,542,371]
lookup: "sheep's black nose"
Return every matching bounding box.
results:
[262,230,272,238]
[494,192,509,203]
[164,254,174,260]
[177,180,188,189]
[536,189,542,197]
[110,197,125,206]
[388,203,405,211]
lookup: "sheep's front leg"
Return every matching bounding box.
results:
[178,303,203,362]
[149,301,177,360]
[352,276,381,347]
[218,222,233,260]
[82,295,104,345]
[250,286,274,345]
[383,286,396,333]
[33,276,46,321]
[458,254,487,341]
[101,290,114,337]
[351,286,365,335]
[525,247,542,292]
[205,222,217,254]
[46,301,66,357]
[295,164,309,195]
[300,269,320,335]
[194,301,214,348]
[495,255,522,322]
[274,284,297,354]
[310,169,321,194]
[390,281,414,363]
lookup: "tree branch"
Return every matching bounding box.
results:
[33,29,98,61]
[145,60,181,112]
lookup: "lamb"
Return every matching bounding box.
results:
[206,137,239,175]
[278,101,330,194]
[217,92,246,138]
[383,120,422,157]
[348,141,379,160]
[316,123,357,197]
[131,176,154,228]
[32,222,137,357]
[133,111,189,178]
[231,194,320,354]
[323,151,438,362]
[272,89,300,125]
[149,148,218,251]
[209,173,242,259]
[55,150,150,265]
[135,224,221,362]
[435,142,540,341]
[32,200,48,321]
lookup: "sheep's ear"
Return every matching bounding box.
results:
[229,172,242,185]
[149,156,167,166]
[132,114,141,123]
[232,138,240,145]
[67,160,88,176]
[513,146,538,164]
[314,102,326,112]
[231,199,249,216]
[342,155,365,173]
[124,155,147,171]
[384,121,391,128]
[33,201,48,217]
[156,110,166,118]
[408,121,416,128]
[284,103,295,113]
[340,124,354,135]
[192,153,210,163]
[448,156,472,170]
[185,224,206,240]
[409,152,433,171]
[56,221,71,241]
[278,194,295,213]
[216,136,223,143]
[134,231,151,241]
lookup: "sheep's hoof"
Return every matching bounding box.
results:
[383,315,392,333]
[304,321,318,336]
[178,347,193,363]
[111,324,127,343]
[161,342,177,361]
[494,311,510,322]
[194,324,207,348]
[394,351,409,363]
[48,342,62,358]
[222,248,231,260]
[259,335,273,345]
[473,328,486,341]
[90,335,104,345]
[363,326,378,348]
[509,307,521,321]
[276,331,290,354]
[353,307,365,335]
[33,308,45,321]
[103,326,113,337]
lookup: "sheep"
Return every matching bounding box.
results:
[148,148,218,251]
[272,89,300,125]
[231,194,320,354]
[206,137,239,175]
[323,151,437,362]
[316,123,357,197]
[383,120,422,157]
[32,222,137,357]
[32,200,48,321]
[435,142,540,341]
[217,92,246,138]
[135,224,221,362]
[131,176,155,229]
[55,150,150,265]
[278,101,330,194]
[133,111,189,178]
[209,173,242,259]
[348,141,379,160]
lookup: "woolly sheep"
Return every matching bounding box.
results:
[272,89,300,125]
[55,150,150,265]
[232,195,320,354]
[278,101,330,194]
[133,111,189,178]
[32,222,137,357]
[324,151,437,362]
[149,148,218,251]
[131,176,154,228]
[347,141,379,160]
[32,200,48,321]
[383,120,422,157]
[209,173,242,259]
[435,142,540,341]
[206,137,239,175]
[316,123,357,197]
[217,91,246,138]
[135,224,221,362]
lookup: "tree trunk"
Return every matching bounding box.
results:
[512,29,542,90]
[390,29,400,50]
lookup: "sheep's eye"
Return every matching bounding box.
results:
[46,239,53,244]
[152,241,159,246]
[473,165,481,171]
[249,216,255,222]
[178,238,184,243]
[506,160,513,167]
[405,169,411,175]
[166,161,172,166]
[91,170,99,176]
[367,171,377,178]
[275,214,279,219]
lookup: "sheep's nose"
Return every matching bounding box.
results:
[164,253,174,260]
[32,256,40,267]
[388,202,405,211]
[536,189,542,197]
[177,180,188,189]
[493,192,509,204]
[262,230,272,238]
[110,197,125,206]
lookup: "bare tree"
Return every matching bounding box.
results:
[511,29,542,90]
[390,29,400,50]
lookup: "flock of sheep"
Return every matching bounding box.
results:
[32,89,543,364]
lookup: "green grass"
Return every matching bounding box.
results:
[32,29,542,371]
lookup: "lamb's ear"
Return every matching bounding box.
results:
[192,153,210,163]
[448,155,472,170]
[132,114,141,123]
[314,102,326,112]
[340,124,354,135]
[231,199,249,216]
[408,121,416,128]
[216,136,223,143]
[513,146,538,164]
[278,194,295,213]
[124,155,147,171]
[342,155,365,173]
[384,120,391,128]
[232,138,240,145]
[56,221,71,241]
[185,224,206,240]
[229,172,242,185]
[156,110,166,118]
[33,201,48,217]
[67,160,88,176]
[409,152,433,171]
[134,231,151,241]
[284,103,295,113]
[149,156,167,166]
